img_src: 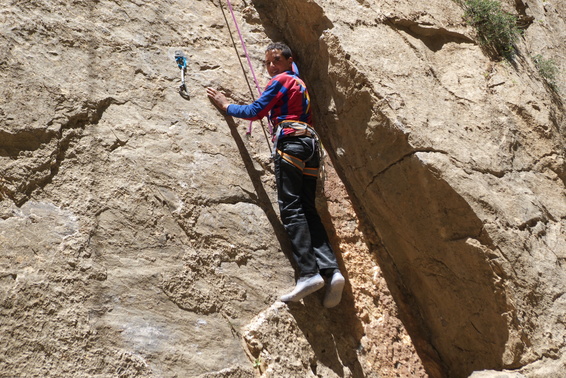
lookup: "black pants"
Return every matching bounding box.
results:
[274,136,339,277]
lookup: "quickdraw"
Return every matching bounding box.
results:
[175,50,190,100]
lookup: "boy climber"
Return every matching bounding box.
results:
[207,42,345,308]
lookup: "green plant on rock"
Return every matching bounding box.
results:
[533,54,559,91]
[458,0,520,60]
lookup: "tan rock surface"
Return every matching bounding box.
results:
[1,0,564,377]
[251,0,565,376]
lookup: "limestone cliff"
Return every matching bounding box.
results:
[0,0,564,377]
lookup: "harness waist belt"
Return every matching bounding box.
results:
[281,127,313,137]
[273,121,315,139]
[272,121,319,159]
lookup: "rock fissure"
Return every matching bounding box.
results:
[1,0,565,376]
[0,128,57,158]
[386,16,475,52]
[362,148,450,195]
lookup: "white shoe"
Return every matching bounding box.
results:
[323,272,345,308]
[280,274,325,302]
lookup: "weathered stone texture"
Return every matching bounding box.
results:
[249,0,565,376]
[1,0,564,377]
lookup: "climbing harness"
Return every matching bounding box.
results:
[220,0,272,152]
[273,121,319,158]
[274,122,321,178]
[175,50,190,100]
[272,120,328,185]
[276,149,320,178]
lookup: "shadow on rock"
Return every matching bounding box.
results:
[288,287,365,377]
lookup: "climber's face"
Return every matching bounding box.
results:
[265,49,293,77]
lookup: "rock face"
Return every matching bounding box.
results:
[0,0,564,377]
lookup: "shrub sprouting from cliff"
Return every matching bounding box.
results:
[533,54,560,92]
[458,0,520,60]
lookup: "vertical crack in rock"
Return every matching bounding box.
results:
[2,0,564,376]
[251,0,514,376]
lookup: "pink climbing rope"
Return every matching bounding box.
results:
[226,0,262,96]
[225,0,272,135]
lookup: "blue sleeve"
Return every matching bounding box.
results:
[226,79,283,121]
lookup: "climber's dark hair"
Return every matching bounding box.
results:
[265,42,292,59]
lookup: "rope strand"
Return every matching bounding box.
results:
[219,0,272,152]
[225,0,262,96]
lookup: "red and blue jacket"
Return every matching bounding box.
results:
[226,70,312,129]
